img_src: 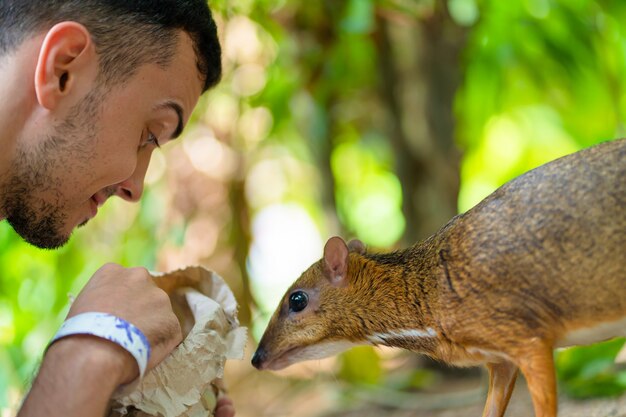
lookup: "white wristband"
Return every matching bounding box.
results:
[49,312,151,379]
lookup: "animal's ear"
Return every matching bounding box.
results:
[323,236,349,287]
[347,239,366,254]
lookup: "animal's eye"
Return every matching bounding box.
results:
[289,291,309,313]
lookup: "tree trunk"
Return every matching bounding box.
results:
[375,1,466,245]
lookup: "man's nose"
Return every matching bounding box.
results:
[115,176,145,203]
[114,154,151,203]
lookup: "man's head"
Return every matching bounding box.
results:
[0,0,221,249]
[0,0,221,92]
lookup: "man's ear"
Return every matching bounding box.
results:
[323,236,349,287]
[34,22,96,110]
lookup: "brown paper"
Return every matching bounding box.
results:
[109,267,247,417]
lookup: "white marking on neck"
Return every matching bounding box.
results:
[368,328,437,344]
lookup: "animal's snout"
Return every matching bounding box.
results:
[251,346,267,369]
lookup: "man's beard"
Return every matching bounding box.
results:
[3,168,70,249]
[1,88,103,249]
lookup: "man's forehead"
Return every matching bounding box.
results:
[149,33,203,130]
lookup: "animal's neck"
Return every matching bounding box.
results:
[347,237,457,356]
[349,237,443,332]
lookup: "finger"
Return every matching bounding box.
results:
[215,400,235,417]
[216,396,234,407]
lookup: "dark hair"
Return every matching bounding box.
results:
[0,0,221,92]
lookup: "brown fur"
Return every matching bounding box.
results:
[253,139,626,417]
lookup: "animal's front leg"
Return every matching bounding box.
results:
[516,338,557,417]
[482,361,518,417]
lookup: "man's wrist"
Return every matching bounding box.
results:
[50,312,151,379]
[45,334,138,387]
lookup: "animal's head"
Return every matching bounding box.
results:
[251,236,371,371]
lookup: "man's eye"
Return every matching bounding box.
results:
[147,131,161,148]
[141,130,161,149]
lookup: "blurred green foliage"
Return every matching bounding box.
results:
[338,346,383,386]
[332,140,405,246]
[457,0,626,210]
[1,0,626,413]
[556,338,626,398]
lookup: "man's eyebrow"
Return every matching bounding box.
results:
[158,101,184,139]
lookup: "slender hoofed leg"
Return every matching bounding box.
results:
[481,361,518,417]
[516,339,557,417]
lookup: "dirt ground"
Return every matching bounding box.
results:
[321,386,626,417]
[223,347,626,417]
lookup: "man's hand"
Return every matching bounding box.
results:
[215,396,236,417]
[67,263,183,383]
[18,263,184,416]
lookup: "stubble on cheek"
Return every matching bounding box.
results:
[0,88,104,249]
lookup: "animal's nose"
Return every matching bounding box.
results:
[251,347,267,369]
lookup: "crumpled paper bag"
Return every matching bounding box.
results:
[109,266,247,417]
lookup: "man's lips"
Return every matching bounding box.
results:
[92,193,107,207]
[88,193,107,219]
[88,196,98,219]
